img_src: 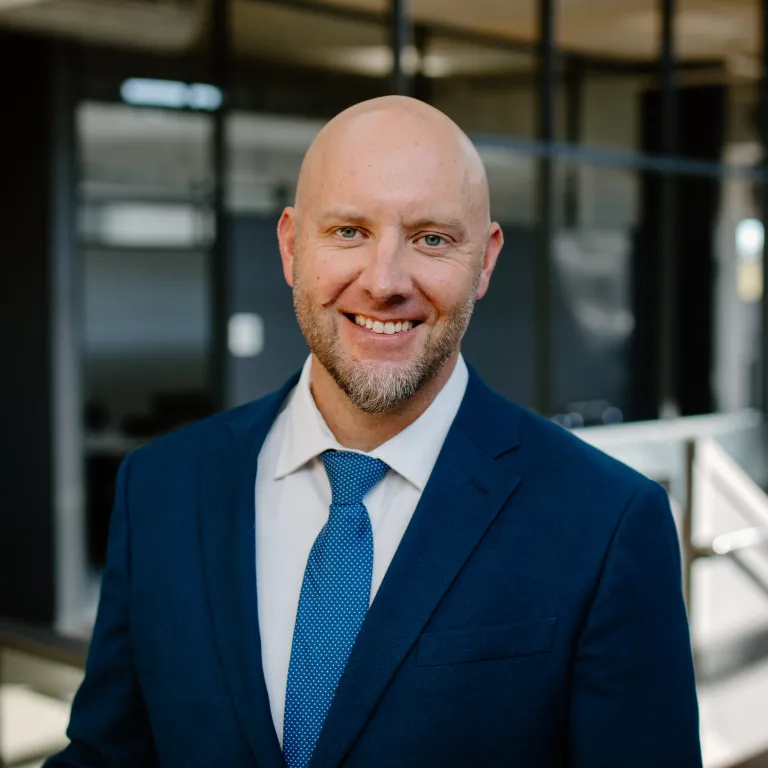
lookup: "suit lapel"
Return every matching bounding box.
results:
[197,375,299,768]
[310,368,523,768]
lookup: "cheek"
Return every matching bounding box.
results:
[300,250,358,303]
[414,261,476,314]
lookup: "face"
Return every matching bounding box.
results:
[278,113,503,413]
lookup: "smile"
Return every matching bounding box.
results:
[350,313,419,335]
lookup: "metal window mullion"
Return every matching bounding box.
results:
[659,0,679,418]
[210,0,232,410]
[391,0,413,96]
[563,59,583,229]
[535,0,557,417]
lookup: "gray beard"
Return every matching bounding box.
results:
[293,273,479,414]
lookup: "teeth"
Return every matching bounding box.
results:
[352,314,415,334]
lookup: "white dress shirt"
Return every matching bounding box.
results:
[255,353,469,744]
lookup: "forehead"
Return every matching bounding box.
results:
[307,118,475,221]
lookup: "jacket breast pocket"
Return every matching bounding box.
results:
[416,617,558,667]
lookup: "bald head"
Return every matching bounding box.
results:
[295,96,491,232]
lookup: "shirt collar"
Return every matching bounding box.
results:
[274,354,469,492]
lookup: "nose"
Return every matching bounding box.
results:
[357,231,413,303]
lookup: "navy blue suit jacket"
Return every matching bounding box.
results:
[48,367,702,767]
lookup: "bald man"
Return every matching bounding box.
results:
[48,97,701,768]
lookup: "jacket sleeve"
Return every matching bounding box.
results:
[567,480,702,768]
[45,452,160,767]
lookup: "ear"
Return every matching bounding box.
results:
[475,222,503,301]
[277,207,297,287]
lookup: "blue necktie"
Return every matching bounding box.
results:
[283,450,389,768]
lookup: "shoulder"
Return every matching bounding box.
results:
[124,377,296,480]
[488,401,677,592]
[462,367,656,503]
[513,404,670,542]
[476,386,667,541]
[121,402,250,479]
[517,405,656,496]
[456,366,663,520]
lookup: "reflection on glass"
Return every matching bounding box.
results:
[552,163,639,424]
[714,180,763,412]
[77,101,215,571]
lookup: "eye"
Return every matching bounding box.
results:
[420,234,446,248]
[336,227,360,239]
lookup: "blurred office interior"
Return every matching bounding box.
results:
[2,0,768,765]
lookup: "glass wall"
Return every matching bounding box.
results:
[428,38,538,139]
[69,0,766,428]
[77,103,215,568]
[49,0,768,583]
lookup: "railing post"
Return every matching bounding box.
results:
[760,0,768,416]
[0,645,4,767]
[682,439,696,624]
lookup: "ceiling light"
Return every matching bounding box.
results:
[120,79,222,112]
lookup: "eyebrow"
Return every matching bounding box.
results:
[316,209,468,237]
[406,217,467,236]
[316,208,370,228]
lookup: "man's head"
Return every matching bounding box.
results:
[277,96,503,414]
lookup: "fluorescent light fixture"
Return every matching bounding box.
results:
[187,83,223,111]
[84,202,209,248]
[120,78,223,112]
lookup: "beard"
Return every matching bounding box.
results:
[292,267,480,414]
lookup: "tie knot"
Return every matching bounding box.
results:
[321,450,389,506]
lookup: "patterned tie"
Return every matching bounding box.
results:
[283,449,389,768]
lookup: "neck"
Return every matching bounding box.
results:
[309,354,459,452]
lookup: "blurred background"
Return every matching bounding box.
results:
[1,0,768,765]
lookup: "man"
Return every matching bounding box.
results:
[48,96,702,767]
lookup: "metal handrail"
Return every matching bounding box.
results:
[0,620,88,669]
[682,439,768,618]
[704,468,768,546]
[730,751,768,768]
[695,527,767,558]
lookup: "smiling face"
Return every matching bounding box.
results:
[278,97,503,414]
